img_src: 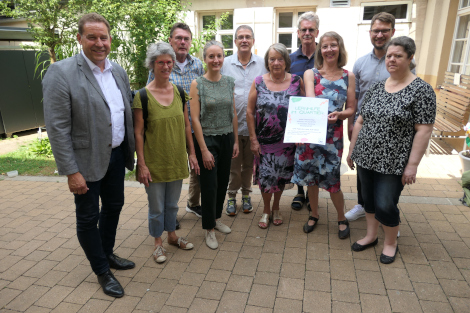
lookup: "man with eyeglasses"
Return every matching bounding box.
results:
[147,23,205,227]
[346,12,412,226]
[289,11,320,211]
[221,25,267,216]
[289,11,319,79]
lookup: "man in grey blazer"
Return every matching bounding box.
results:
[43,13,136,298]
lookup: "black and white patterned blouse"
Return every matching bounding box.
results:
[351,77,436,175]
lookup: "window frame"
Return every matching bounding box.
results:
[198,11,234,56]
[359,1,413,24]
[274,7,316,54]
[448,7,470,74]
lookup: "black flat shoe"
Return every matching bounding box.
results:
[338,220,350,239]
[291,193,305,210]
[97,269,124,298]
[351,237,378,252]
[303,215,319,233]
[107,253,135,270]
[380,246,399,264]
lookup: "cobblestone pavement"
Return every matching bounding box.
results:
[0,148,469,312]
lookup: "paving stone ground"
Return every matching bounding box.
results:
[1,136,469,312]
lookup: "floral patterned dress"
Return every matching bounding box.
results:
[291,68,349,193]
[253,74,301,193]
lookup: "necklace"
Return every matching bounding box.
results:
[238,54,251,66]
[269,72,286,83]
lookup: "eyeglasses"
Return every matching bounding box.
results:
[300,28,317,34]
[236,35,253,40]
[174,36,191,42]
[370,28,392,35]
[156,61,173,67]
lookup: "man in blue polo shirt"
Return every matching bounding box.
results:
[289,11,319,79]
[289,11,319,211]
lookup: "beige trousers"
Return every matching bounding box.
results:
[227,135,254,198]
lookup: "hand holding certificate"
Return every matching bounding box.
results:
[284,96,329,145]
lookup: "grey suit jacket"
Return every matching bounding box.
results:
[43,54,135,182]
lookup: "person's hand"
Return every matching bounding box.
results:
[250,139,261,157]
[67,172,89,195]
[232,142,239,159]
[202,149,215,170]
[137,163,152,187]
[402,164,417,185]
[346,153,355,170]
[328,111,341,124]
[188,154,200,175]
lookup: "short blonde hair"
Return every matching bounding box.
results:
[314,31,348,69]
[264,43,291,72]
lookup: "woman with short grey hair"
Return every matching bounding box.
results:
[133,41,199,264]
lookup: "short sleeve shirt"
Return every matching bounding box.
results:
[132,84,191,182]
[289,44,316,79]
[351,78,436,175]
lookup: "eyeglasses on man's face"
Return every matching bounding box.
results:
[300,28,317,34]
[370,28,392,35]
[236,35,253,41]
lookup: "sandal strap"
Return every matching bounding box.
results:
[338,220,349,226]
[152,246,166,257]
[308,216,319,222]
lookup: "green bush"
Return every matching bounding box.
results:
[29,138,54,158]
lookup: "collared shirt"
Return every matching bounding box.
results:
[289,44,316,79]
[81,51,125,148]
[221,53,267,136]
[353,48,416,120]
[147,54,205,132]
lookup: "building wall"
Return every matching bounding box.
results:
[188,0,429,73]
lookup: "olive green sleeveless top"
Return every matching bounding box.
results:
[196,75,235,136]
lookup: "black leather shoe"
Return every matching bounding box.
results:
[303,215,319,233]
[338,220,350,239]
[176,219,181,230]
[380,246,399,264]
[351,237,378,252]
[97,269,124,298]
[107,254,135,270]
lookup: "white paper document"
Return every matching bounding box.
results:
[284,96,329,145]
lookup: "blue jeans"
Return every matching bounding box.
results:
[357,166,404,227]
[145,180,182,238]
[74,147,125,275]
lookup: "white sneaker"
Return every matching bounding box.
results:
[345,204,366,221]
[214,220,231,234]
[205,230,218,249]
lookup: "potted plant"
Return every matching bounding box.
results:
[459,122,470,173]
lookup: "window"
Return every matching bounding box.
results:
[200,12,234,56]
[461,0,470,9]
[449,13,470,74]
[361,1,412,23]
[276,8,314,54]
[330,0,350,8]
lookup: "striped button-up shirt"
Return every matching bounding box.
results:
[147,54,204,131]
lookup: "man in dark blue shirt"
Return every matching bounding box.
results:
[289,11,319,210]
[289,11,319,79]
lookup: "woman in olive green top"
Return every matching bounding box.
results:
[190,41,239,250]
[133,42,199,264]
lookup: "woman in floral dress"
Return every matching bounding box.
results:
[247,43,304,229]
[291,32,356,238]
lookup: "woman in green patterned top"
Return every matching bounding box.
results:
[190,41,239,250]
[133,42,199,264]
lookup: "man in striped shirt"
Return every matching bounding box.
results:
[147,23,205,228]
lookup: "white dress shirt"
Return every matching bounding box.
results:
[81,51,125,148]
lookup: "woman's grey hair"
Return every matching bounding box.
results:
[385,36,416,70]
[145,42,176,72]
[264,43,291,72]
[297,11,320,29]
[203,40,225,59]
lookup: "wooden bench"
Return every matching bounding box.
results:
[428,72,470,155]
